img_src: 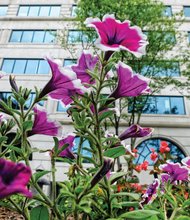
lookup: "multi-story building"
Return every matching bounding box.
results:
[0,0,190,185]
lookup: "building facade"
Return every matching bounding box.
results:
[0,0,190,184]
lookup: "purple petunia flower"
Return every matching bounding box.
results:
[109,62,151,100]
[71,51,99,85]
[159,161,189,184]
[140,179,160,205]
[39,58,89,105]
[85,14,148,58]
[28,105,61,137]
[181,157,190,168]
[58,134,76,159]
[91,158,113,188]
[119,124,153,141]
[0,158,32,199]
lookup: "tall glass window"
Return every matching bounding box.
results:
[10,30,56,43]
[134,138,186,166]
[1,59,50,74]
[71,5,77,17]
[188,32,190,43]
[57,102,70,112]
[0,6,8,16]
[63,59,77,66]
[184,6,190,17]
[67,30,92,43]
[128,96,185,115]
[163,6,172,17]
[18,5,60,17]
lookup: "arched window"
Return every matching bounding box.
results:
[134,138,186,166]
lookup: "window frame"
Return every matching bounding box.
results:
[184,6,190,17]
[0,5,8,16]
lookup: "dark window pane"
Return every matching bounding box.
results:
[39,6,50,16]
[184,6,190,17]
[156,96,170,114]
[10,31,23,42]
[18,6,29,16]
[13,60,27,74]
[0,6,8,16]
[68,30,90,43]
[49,6,60,16]
[44,31,55,43]
[143,96,157,114]
[1,59,14,73]
[163,6,172,17]
[25,60,39,74]
[33,31,45,43]
[28,6,39,16]
[21,31,34,42]
[64,59,77,66]
[38,60,50,74]
[170,97,185,115]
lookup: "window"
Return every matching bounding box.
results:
[0,92,44,110]
[0,6,8,16]
[128,96,185,115]
[184,6,190,17]
[145,31,176,45]
[141,61,180,77]
[17,5,60,17]
[57,101,70,112]
[134,138,186,166]
[10,30,56,43]
[188,32,190,43]
[67,30,92,43]
[163,6,172,17]
[71,5,77,17]
[1,59,50,74]
[64,59,77,66]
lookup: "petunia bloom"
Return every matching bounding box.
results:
[159,141,170,154]
[159,161,189,184]
[182,157,190,168]
[28,105,61,137]
[58,134,76,159]
[85,14,148,58]
[109,62,151,101]
[119,124,153,141]
[0,158,32,199]
[71,51,99,85]
[91,158,113,188]
[39,58,89,106]
[140,179,160,205]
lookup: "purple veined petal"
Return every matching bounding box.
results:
[0,159,32,199]
[28,105,62,137]
[71,50,99,85]
[119,124,153,141]
[39,58,89,105]
[159,161,189,183]
[85,14,148,58]
[109,62,151,101]
[58,134,76,159]
[181,156,190,168]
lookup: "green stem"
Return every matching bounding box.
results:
[51,156,57,204]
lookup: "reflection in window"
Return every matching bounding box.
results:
[184,6,190,17]
[64,59,77,66]
[0,6,8,16]
[1,59,50,74]
[163,6,172,17]
[17,5,60,17]
[57,101,70,112]
[134,138,186,166]
[67,30,93,43]
[0,92,44,110]
[141,61,180,77]
[128,96,185,115]
[71,5,77,17]
[10,30,56,43]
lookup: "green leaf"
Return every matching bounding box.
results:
[119,210,159,219]
[23,120,33,132]
[111,192,140,200]
[175,216,190,220]
[99,110,114,122]
[109,171,127,184]
[53,137,59,154]
[146,216,159,220]
[30,205,49,220]
[182,199,190,208]
[118,201,139,207]
[103,146,126,158]
[33,170,51,182]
